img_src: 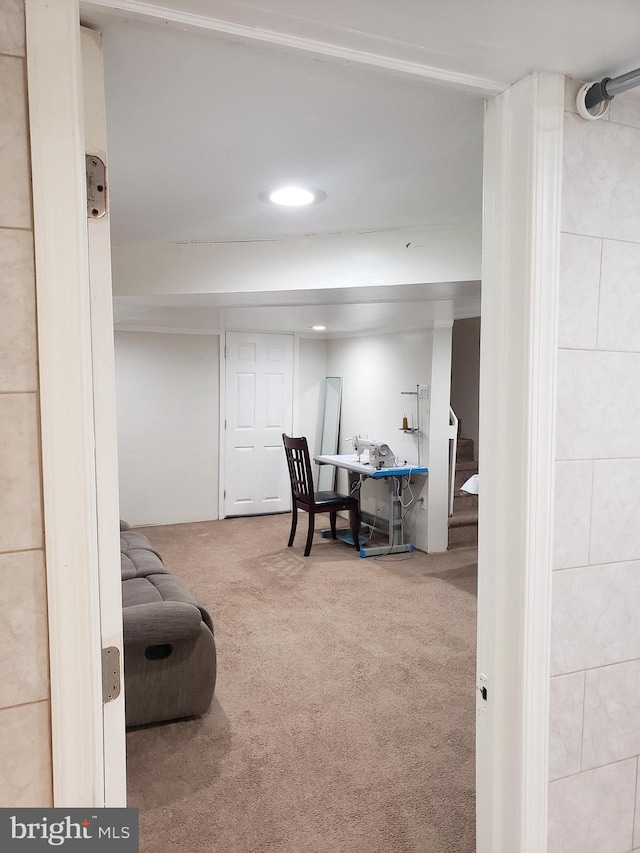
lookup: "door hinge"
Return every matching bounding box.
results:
[224,419,227,429]
[86,154,107,219]
[101,646,121,704]
[224,347,228,358]
[224,489,226,498]
[477,672,488,704]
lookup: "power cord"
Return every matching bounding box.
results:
[399,472,414,509]
[374,477,414,562]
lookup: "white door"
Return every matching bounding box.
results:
[224,331,293,517]
[81,27,127,804]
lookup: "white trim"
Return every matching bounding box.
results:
[218,333,226,518]
[81,26,127,806]
[80,0,505,96]
[219,329,299,520]
[292,334,301,437]
[476,71,563,852]
[115,324,221,336]
[25,0,105,807]
[221,331,294,518]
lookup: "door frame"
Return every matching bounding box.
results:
[80,25,128,806]
[220,330,294,518]
[25,0,107,806]
[25,1,562,846]
[476,71,563,852]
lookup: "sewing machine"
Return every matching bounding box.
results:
[351,435,397,469]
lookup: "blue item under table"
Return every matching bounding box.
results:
[314,454,428,558]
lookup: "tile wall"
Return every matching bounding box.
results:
[0,0,52,806]
[549,79,640,852]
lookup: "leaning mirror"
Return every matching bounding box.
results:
[317,377,342,491]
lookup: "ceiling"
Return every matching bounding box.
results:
[83,0,640,88]
[98,21,484,246]
[80,0,640,337]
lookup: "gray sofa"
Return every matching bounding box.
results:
[120,523,217,727]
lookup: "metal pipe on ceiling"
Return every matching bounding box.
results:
[584,66,640,110]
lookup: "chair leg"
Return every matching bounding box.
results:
[330,511,337,539]
[350,509,360,552]
[288,501,298,547]
[304,511,315,556]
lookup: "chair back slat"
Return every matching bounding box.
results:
[282,434,315,503]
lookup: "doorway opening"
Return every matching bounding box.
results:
[85,8,484,849]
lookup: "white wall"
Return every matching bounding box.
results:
[114,331,331,525]
[548,83,640,853]
[451,316,480,458]
[114,331,219,526]
[426,323,453,552]
[327,330,433,551]
[111,223,481,298]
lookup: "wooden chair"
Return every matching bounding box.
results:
[282,434,360,557]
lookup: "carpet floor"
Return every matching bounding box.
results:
[127,514,477,853]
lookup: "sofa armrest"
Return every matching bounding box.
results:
[122,601,205,645]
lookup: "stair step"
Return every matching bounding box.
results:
[449,434,478,549]
[456,437,475,462]
[448,510,478,529]
[455,463,479,491]
[454,493,478,513]
[448,523,478,548]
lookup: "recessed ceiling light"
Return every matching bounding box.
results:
[311,325,326,331]
[259,186,327,206]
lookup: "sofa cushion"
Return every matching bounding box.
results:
[121,576,163,608]
[122,571,214,633]
[120,529,154,551]
[121,550,169,581]
[122,600,205,645]
[120,530,169,581]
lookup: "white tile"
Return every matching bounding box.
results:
[549,672,585,780]
[0,550,49,708]
[597,239,640,353]
[548,759,636,853]
[591,460,640,565]
[553,460,593,570]
[583,661,640,769]
[558,233,601,350]
[0,228,37,392]
[0,0,24,57]
[555,350,640,461]
[0,393,42,552]
[551,563,640,675]
[563,112,640,243]
[0,54,31,229]
[0,702,52,807]
[564,77,583,116]
[609,90,640,130]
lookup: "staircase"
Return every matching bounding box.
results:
[448,437,478,549]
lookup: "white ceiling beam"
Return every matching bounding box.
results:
[80,0,505,96]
